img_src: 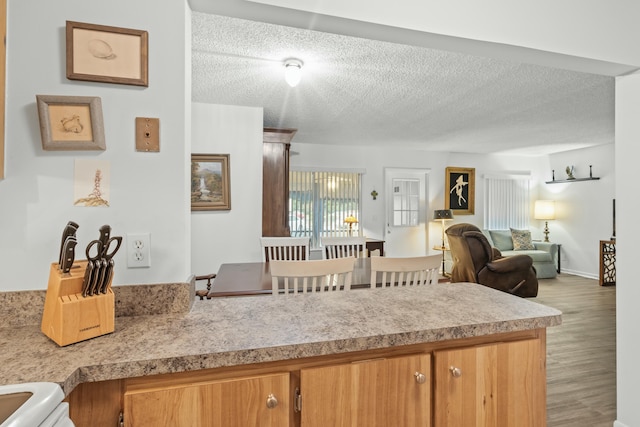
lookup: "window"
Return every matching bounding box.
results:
[392,178,419,226]
[483,174,531,230]
[289,170,362,248]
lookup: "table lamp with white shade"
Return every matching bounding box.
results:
[534,200,555,242]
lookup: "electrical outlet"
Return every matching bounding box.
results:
[127,233,151,268]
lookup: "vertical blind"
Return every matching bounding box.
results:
[483,175,531,230]
[289,170,361,248]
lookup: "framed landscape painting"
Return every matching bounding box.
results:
[445,167,475,215]
[191,154,231,211]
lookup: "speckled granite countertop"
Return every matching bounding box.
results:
[0,282,561,396]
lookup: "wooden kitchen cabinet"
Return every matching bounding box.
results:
[66,330,547,427]
[433,338,545,427]
[300,353,431,427]
[67,380,123,427]
[123,372,290,427]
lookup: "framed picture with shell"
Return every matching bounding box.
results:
[66,20,148,87]
[36,95,106,151]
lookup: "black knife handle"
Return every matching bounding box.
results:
[60,236,78,273]
[58,221,79,265]
[81,261,94,297]
[98,224,111,246]
[100,259,115,293]
[90,259,108,296]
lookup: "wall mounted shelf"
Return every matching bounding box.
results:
[546,177,600,184]
[547,165,600,184]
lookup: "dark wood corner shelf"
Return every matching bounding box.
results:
[546,177,600,184]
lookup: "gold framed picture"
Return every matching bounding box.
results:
[36,95,106,151]
[191,154,231,211]
[66,20,149,87]
[445,167,475,215]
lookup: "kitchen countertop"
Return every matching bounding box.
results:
[0,282,561,396]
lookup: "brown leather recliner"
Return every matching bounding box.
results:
[445,223,538,297]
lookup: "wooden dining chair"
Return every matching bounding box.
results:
[370,255,441,288]
[260,237,310,262]
[194,273,216,300]
[270,258,356,295]
[321,236,367,259]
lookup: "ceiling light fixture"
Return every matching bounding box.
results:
[283,58,303,87]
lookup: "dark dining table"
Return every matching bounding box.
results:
[207,257,374,298]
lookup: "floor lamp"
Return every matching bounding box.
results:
[433,209,454,275]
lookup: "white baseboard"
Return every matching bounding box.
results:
[614,421,629,427]
[559,269,598,280]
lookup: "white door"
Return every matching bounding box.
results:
[384,168,429,257]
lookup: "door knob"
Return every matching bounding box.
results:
[449,366,462,378]
[266,393,278,409]
[414,372,427,384]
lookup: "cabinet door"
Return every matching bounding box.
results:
[434,339,545,427]
[300,354,431,427]
[124,372,289,427]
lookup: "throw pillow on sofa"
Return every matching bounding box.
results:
[510,228,536,250]
[488,230,514,251]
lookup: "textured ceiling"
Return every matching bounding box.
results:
[191,12,615,155]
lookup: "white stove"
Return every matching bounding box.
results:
[0,382,74,427]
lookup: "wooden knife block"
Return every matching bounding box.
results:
[41,261,115,346]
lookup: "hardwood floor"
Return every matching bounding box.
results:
[533,274,616,427]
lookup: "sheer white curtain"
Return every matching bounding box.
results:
[483,174,531,230]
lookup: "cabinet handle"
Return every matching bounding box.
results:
[266,393,278,409]
[449,366,462,378]
[414,372,427,384]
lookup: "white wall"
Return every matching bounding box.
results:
[541,145,615,278]
[190,103,264,276]
[615,71,640,427]
[0,0,191,291]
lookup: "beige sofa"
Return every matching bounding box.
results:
[482,229,559,279]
